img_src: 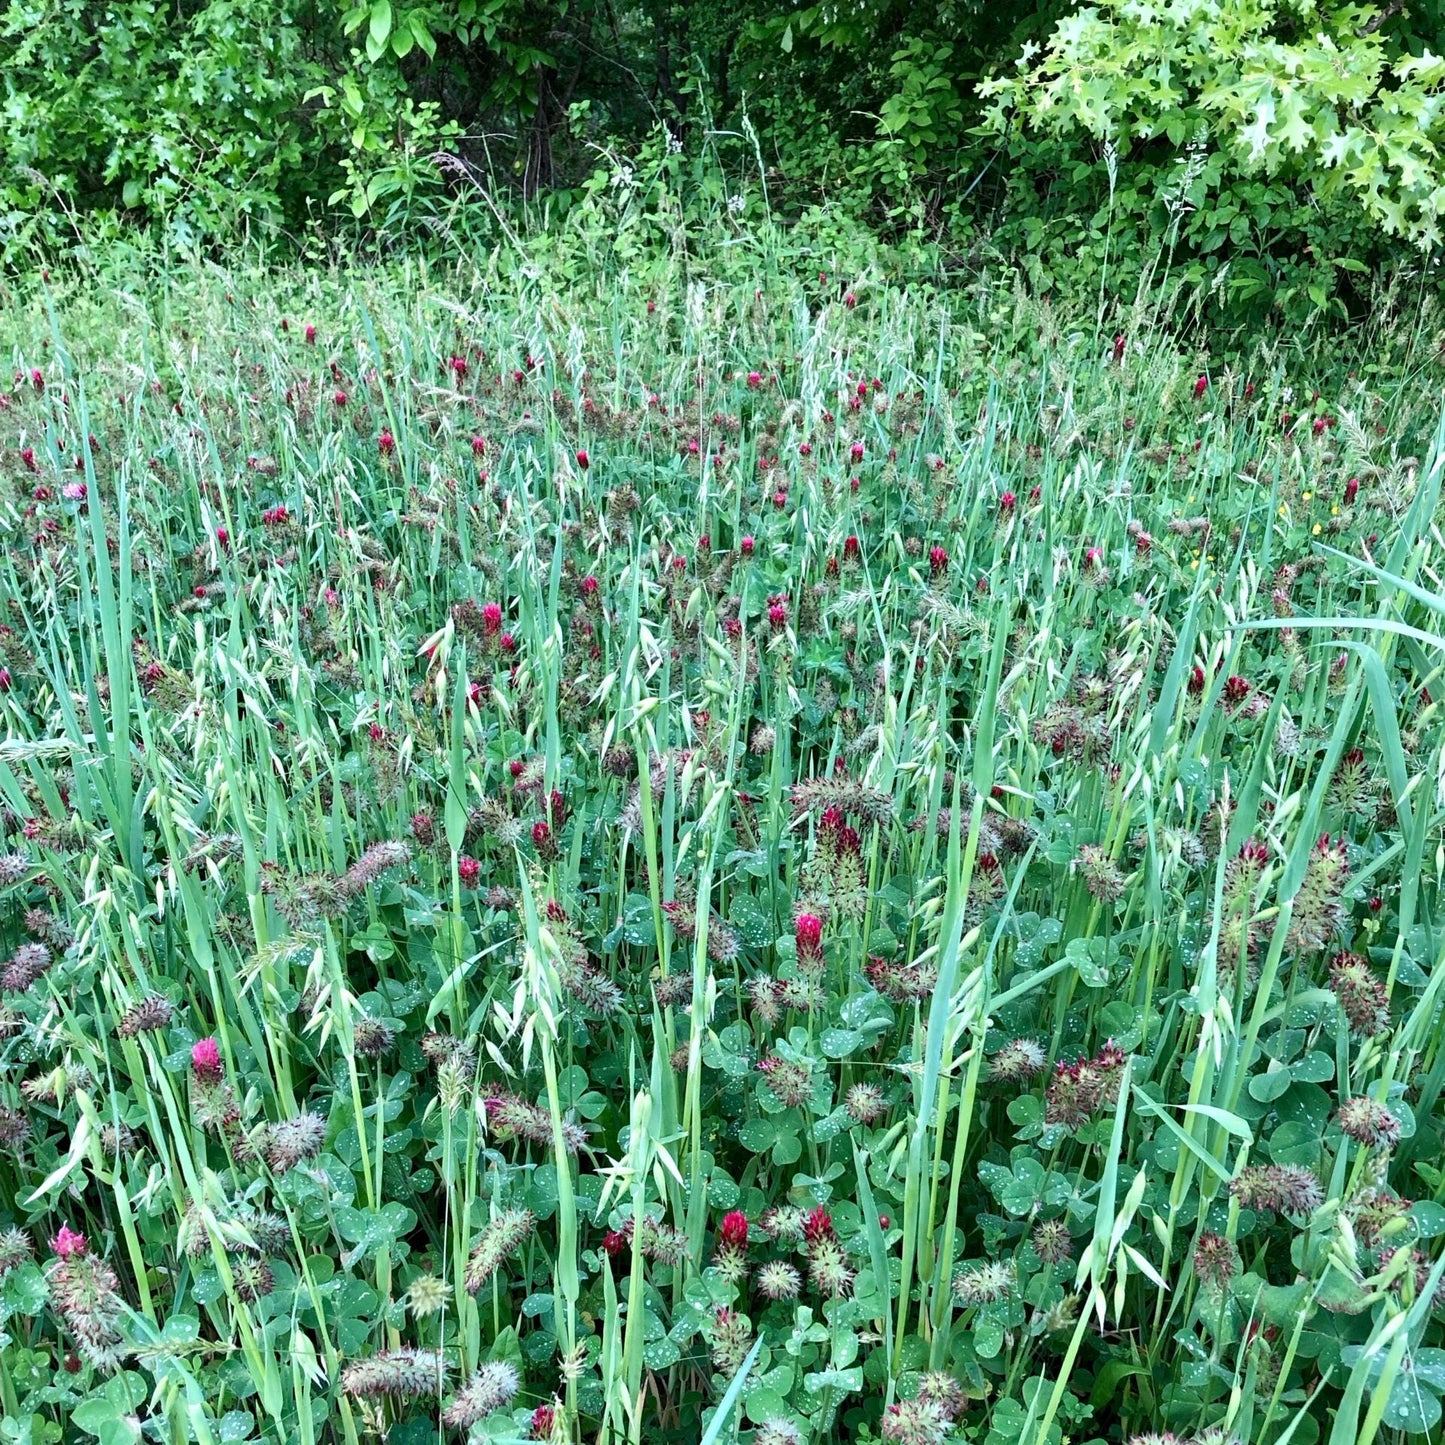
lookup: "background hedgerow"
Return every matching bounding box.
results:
[2,240,1445,1445]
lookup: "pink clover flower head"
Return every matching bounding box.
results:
[51,1225,87,1258]
[191,1036,223,1081]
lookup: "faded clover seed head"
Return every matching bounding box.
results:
[759,1206,807,1243]
[845,1081,887,1123]
[707,1306,754,1373]
[1073,843,1127,903]
[338,840,410,895]
[1330,952,1390,1037]
[0,1227,33,1275]
[951,1259,1014,1305]
[1032,1219,1073,1264]
[990,1038,1046,1082]
[2,941,51,992]
[1192,1231,1238,1290]
[265,1110,327,1172]
[442,1361,521,1427]
[754,1423,804,1445]
[1044,1041,1128,1129]
[352,1017,396,1058]
[916,1372,967,1421]
[1336,1096,1401,1148]
[758,1053,813,1108]
[882,1397,953,1445]
[1285,834,1349,953]
[466,1208,537,1293]
[46,1242,124,1370]
[1230,1164,1324,1217]
[789,774,893,825]
[341,1348,448,1399]
[233,1255,275,1302]
[117,993,173,1038]
[406,1273,452,1318]
[806,1233,855,1297]
[756,1260,802,1300]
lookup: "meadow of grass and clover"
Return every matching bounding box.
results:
[3,247,1445,1445]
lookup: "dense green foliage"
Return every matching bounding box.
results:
[4,237,1445,1445]
[4,0,1445,317]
